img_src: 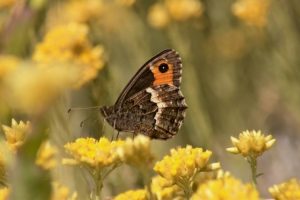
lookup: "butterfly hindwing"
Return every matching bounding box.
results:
[100,49,187,139]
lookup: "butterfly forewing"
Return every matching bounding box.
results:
[100,49,187,139]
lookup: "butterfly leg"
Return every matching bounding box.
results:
[101,118,106,135]
[110,119,117,141]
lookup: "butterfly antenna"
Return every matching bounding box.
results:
[68,106,102,113]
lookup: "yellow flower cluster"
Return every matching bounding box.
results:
[232,0,271,27]
[0,0,15,9]
[64,137,124,168]
[51,182,77,200]
[0,187,9,200]
[61,0,104,24]
[151,176,183,200]
[33,23,105,88]
[191,176,259,200]
[148,0,203,28]
[3,65,79,114]
[45,0,104,27]
[36,141,58,170]
[113,189,147,200]
[226,130,276,158]
[0,183,77,200]
[269,179,300,200]
[1,119,31,152]
[0,55,19,79]
[154,145,220,184]
[116,135,154,167]
[117,0,136,7]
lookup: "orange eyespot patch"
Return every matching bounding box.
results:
[151,60,174,86]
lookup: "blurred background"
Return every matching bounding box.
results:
[1,0,300,199]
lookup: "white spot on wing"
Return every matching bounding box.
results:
[146,87,164,129]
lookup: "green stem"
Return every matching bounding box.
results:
[102,163,120,180]
[90,168,103,200]
[177,178,193,199]
[247,156,257,185]
[141,167,152,200]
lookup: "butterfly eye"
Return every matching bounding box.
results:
[158,63,169,73]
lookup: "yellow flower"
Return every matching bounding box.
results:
[0,55,19,79]
[63,0,104,23]
[147,3,170,29]
[64,137,124,169]
[232,0,271,27]
[165,0,204,21]
[154,145,220,185]
[116,135,154,168]
[193,169,231,187]
[36,141,58,170]
[191,176,259,200]
[3,65,79,114]
[0,0,15,9]
[116,0,136,7]
[1,119,31,152]
[269,179,300,200]
[114,189,147,200]
[33,23,105,88]
[0,187,9,200]
[151,176,183,200]
[51,182,77,200]
[226,130,276,158]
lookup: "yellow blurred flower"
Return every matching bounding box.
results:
[33,23,105,88]
[116,135,154,168]
[0,0,15,9]
[0,55,20,115]
[165,0,203,21]
[0,55,19,79]
[36,141,58,170]
[116,0,136,7]
[191,176,259,200]
[147,3,170,29]
[51,182,77,200]
[154,145,220,185]
[1,119,31,152]
[269,179,300,200]
[148,0,203,28]
[113,189,147,200]
[62,0,104,24]
[193,169,231,187]
[0,187,9,200]
[63,137,124,168]
[232,0,271,27]
[226,130,276,158]
[151,176,183,200]
[3,65,79,114]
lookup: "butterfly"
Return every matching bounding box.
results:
[100,49,187,139]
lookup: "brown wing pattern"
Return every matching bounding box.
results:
[145,85,187,139]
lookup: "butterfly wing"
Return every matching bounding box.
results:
[115,49,182,107]
[101,49,187,139]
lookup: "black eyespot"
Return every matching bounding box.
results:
[158,63,169,73]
